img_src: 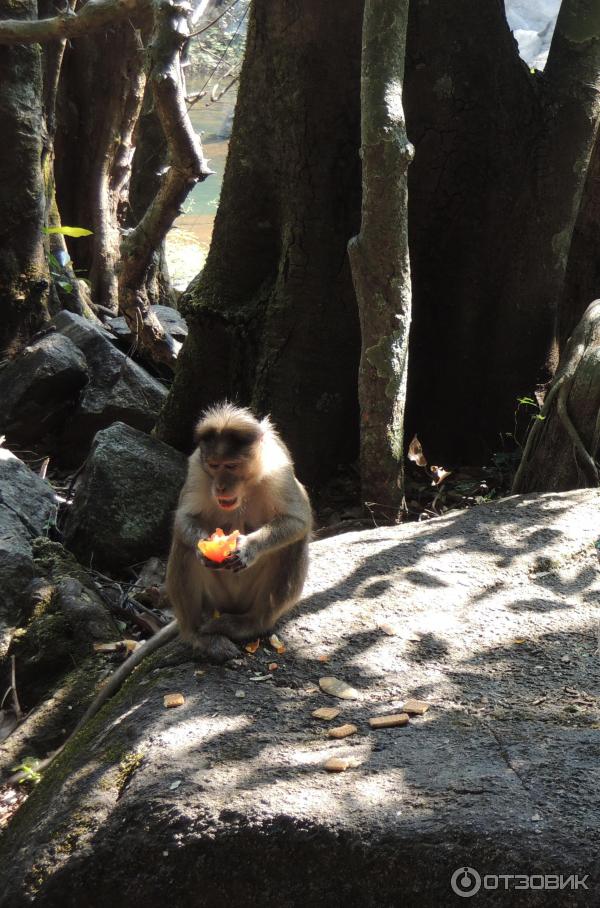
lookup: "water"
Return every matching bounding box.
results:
[177,75,237,248]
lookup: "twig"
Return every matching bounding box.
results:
[10,657,22,721]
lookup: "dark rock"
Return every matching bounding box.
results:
[51,311,167,464]
[0,450,58,634]
[105,305,188,342]
[0,332,87,444]
[2,490,599,905]
[63,422,187,573]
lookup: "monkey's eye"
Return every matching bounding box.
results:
[207,462,220,471]
[224,463,238,471]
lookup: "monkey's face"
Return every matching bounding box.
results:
[205,458,246,511]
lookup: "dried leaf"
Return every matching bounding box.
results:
[169,780,182,790]
[163,693,185,708]
[245,639,260,654]
[368,713,409,729]
[401,699,429,716]
[268,633,286,655]
[312,707,341,721]
[408,435,427,467]
[319,677,359,700]
[430,465,451,485]
[93,640,139,654]
[328,723,358,740]
[317,654,330,662]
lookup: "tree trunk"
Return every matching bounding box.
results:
[117,0,213,365]
[403,0,538,463]
[0,0,49,356]
[348,0,412,518]
[488,0,600,437]
[561,130,600,347]
[128,88,175,308]
[512,299,600,493]
[404,0,600,465]
[54,14,147,312]
[156,0,363,486]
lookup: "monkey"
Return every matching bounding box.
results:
[165,402,313,663]
[9,404,311,780]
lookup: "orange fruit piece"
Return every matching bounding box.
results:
[197,528,240,563]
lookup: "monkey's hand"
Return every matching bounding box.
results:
[220,534,256,572]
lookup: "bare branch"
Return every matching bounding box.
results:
[0,0,150,45]
[118,0,213,366]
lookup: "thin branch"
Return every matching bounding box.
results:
[0,0,150,45]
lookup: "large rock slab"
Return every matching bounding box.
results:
[2,490,600,906]
[0,332,88,445]
[63,422,187,573]
[0,450,58,643]
[51,311,167,463]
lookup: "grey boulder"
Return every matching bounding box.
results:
[0,332,87,444]
[63,422,187,573]
[0,449,58,640]
[51,311,167,463]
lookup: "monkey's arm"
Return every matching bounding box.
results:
[173,508,213,550]
[225,478,311,571]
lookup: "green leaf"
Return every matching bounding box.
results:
[43,226,93,238]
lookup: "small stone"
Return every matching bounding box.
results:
[379,623,398,636]
[324,757,350,773]
[561,655,571,663]
[328,724,358,740]
[312,707,341,721]
[368,713,409,729]
[163,693,185,708]
[235,690,246,699]
[319,676,359,700]
[401,699,429,716]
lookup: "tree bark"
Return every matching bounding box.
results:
[156,0,363,486]
[118,0,213,364]
[403,0,538,463]
[0,0,49,356]
[54,14,147,312]
[512,299,600,493]
[348,0,412,518]
[488,0,600,434]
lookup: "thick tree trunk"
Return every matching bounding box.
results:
[0,0,49,356]
[512,299,600,493]
[404,0,600,465]
[403,0,537,463]
[156,0,363,486]
[561,130,600,347]
[488,0,600,437]
[348,0,412,518]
